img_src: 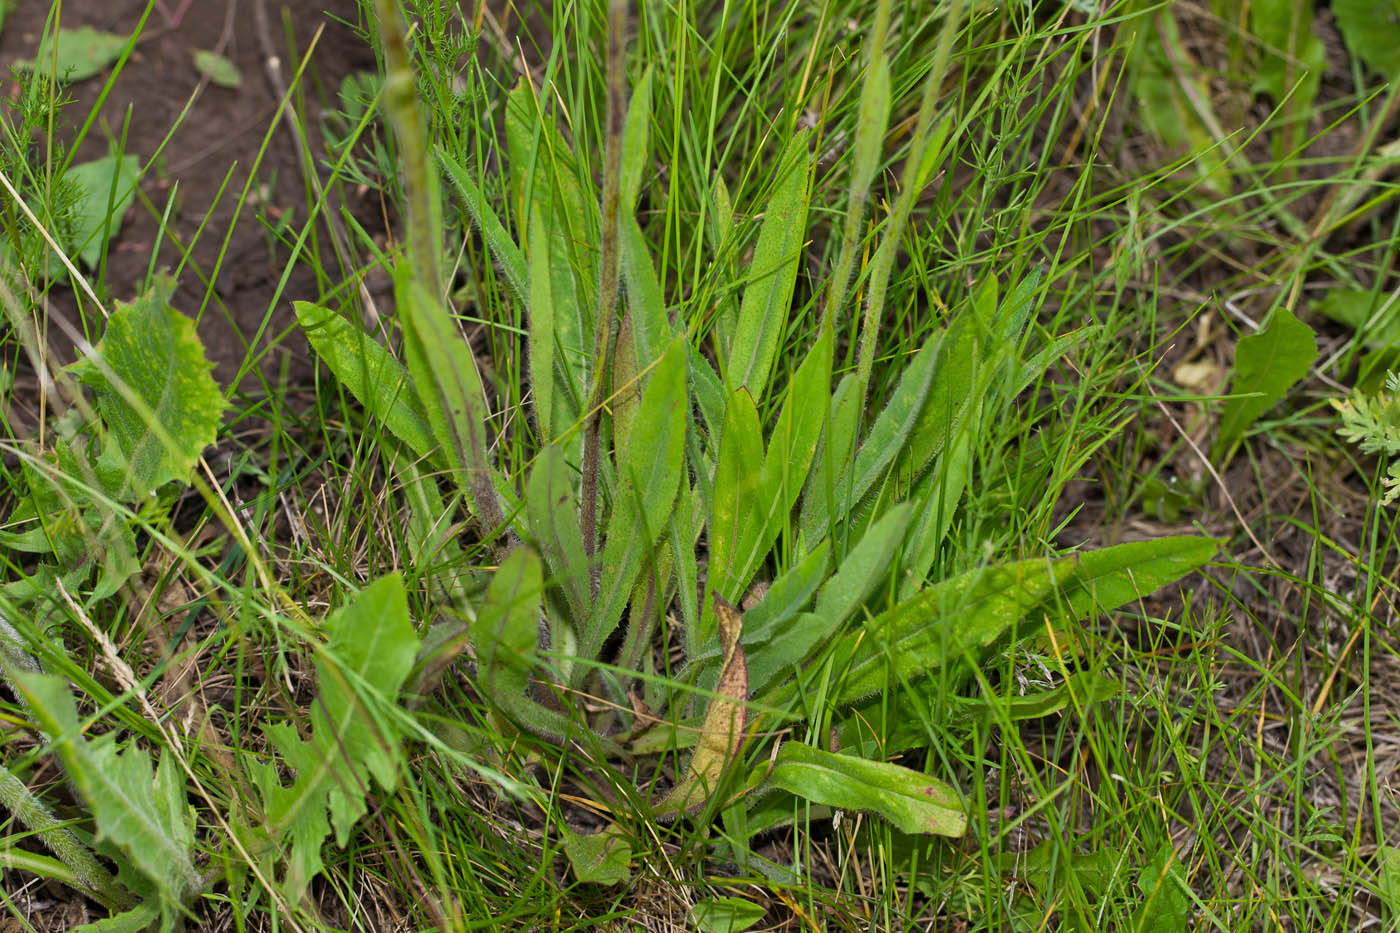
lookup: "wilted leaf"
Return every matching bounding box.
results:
[657,596,748,816]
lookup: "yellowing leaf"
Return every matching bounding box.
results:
[657,596,748,816]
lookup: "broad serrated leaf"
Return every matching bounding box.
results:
[1214,306,1317,460]
[1129,842,1192,932]
[250,574,418,900]
[69,274,224,499]
[725,130,811,397]
[64,153,139,267]
[16,673,199,908]
[294,301,437,463]
[766,741,965,836]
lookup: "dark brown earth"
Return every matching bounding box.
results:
[0,0,379,393]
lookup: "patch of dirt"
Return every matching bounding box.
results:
[0,0,380,393]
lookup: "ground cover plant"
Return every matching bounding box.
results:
[0,0,1398,929]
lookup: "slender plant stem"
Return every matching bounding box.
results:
[581,0,631,599]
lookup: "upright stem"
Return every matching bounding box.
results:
[581,0,630,599]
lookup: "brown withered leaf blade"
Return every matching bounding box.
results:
[656,595,748,818]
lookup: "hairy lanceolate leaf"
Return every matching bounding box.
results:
[766,741,965,836]
[1051,536,1220,620]
[619,66,653,210]
[657,596,749,817]
[744,505,912,693]
[526,204,558,443]
[395,265,507,533]
[707,387,767,623]
[68,273,225,499]
[16,672,200,912]
[724,130,811,399]
[588,337,688,668]
[247,574,419,901]
[802,330,941,545]
[526,446,591,629]
[819,557,1079,707]
[505,79,595,426]
[1213,306,1317,461]
[437,147,528,302]
[294,301,437,463]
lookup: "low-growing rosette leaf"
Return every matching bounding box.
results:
[765,741,965,837]
[15,672,200,915]
[68,274,225,499]
[247,574,419,901]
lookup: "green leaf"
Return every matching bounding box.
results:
[1334,0,1400,79]
[473,547,545,703]
[438,147,528,302]
[765,741,965,836]
[1378,845,1400,919]
[1129,842,1191,932]
[16,673,200,910]
[1213,306,1317,460]
[758,325,832,544]
[802,330,941,543]
[64,153,139,267]
[1052,537,1220,621]
[395,264,507,532]
[1314,287,1400,351]
[248,574,419,901]
[707,388,767,615]
[588,337,687,665]
[527,204,558,442]
[526,445,590,629]
[561,824,632,886]
[504,80,595,422]
[294,301,437,463]
[619,66,652,209]
[69,273,225,499]
[823,557,1078,707]
[193,49,242,88]
[724,130,811,398]
[692,897,766,933]
[21,26,128,82]
[1250,0,1324,108]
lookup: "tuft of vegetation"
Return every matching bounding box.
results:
[0,0,1397,928]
